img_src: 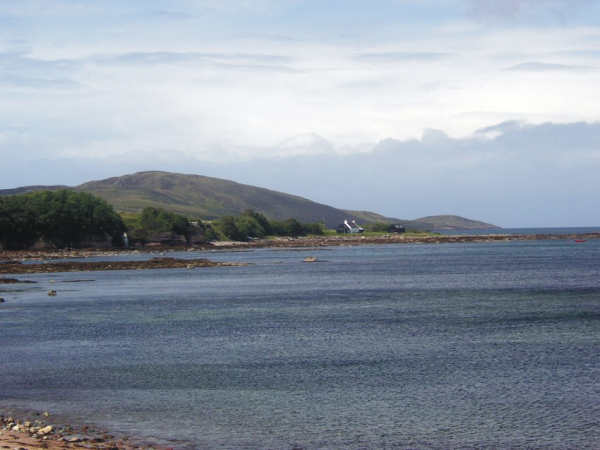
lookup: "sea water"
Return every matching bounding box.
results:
[436,226,600,236]
[1,239,600,448]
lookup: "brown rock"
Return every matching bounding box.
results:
[38,425,53,435]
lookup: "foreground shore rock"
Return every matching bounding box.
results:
[0,412,173,449]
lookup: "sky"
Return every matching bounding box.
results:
[1,0,600,227]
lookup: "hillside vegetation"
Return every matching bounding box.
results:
[0,190,325,249]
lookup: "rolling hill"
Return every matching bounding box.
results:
[0,171,500,230]
[76,171,359,226]
[413,215,499,230]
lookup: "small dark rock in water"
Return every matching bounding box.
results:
[48,290,57,296]
[61,279,95,283]
[0,278,36,284]
[0,298,4,303]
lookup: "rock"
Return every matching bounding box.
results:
[0,298,4,303]
[303,256,317,263]
[0,278,35,284]
[42,411,49,417]
[38,425,53,435]
[62,435,85,442]
[47,290,57,296]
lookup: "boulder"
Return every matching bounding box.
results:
[38,425,53,435]
[62,435,85,442]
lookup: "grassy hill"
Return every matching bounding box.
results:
[414,215,499,230]
[77,171,364,227]
[0,171,500,230]
[344,211,499,231]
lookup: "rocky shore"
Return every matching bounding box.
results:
[242,232,600,249]
[0,257,245,275]
[0,412,172,449]
[1,232,598,269]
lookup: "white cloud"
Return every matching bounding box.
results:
[506,61,594,71]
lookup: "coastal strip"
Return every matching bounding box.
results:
[202,232,600,250]
[1,232,598,264]
[0,257,245,275]
[0,412,175,449]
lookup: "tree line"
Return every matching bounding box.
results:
[0,190,125,250]
[125,207,324,245]
[213,209,323,242]
[0,190,324,250]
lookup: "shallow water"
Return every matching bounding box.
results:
[2,240,600,448]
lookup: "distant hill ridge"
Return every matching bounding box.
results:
[0,171,500,230]
[412,215,500,230]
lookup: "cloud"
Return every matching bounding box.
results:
[506,61,594,71]
[464,0,596,22]
[89,51,300,73]
[96,51,291,66]
[355,52,450,63]
[0,74,79,89]
[475,120,524,135]
[273,133,335,157]
[551,49,600,58]
[0,51,77,71]
[0,51,80,90]
[144,10,196,21]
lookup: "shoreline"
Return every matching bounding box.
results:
[0,256,245,275]
[1,232,599,263]
[0,409,179,449]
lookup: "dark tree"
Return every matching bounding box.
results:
[0,190,125,249]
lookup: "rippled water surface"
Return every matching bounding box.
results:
[2,241,600,448]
